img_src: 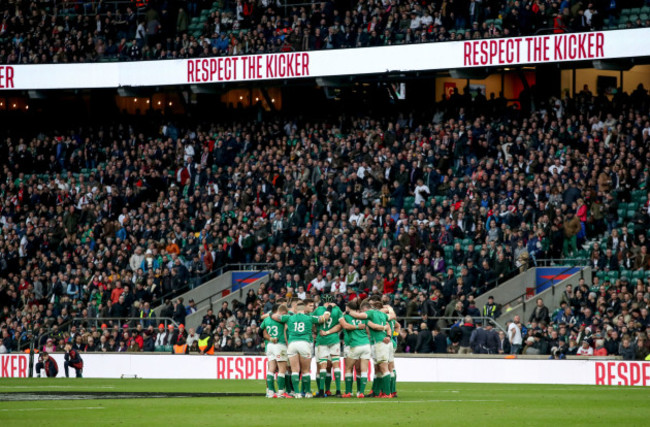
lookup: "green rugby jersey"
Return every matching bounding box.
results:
[365,309,389,344]
[260,316,286,345]
[314,305,343,346]
[279,313,320,343]
[344,314,370,347]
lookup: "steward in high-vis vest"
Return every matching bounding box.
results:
[173,338,189,354]
[198,327,214,355]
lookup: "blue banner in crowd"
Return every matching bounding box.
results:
[232,271,269,291]
[535,267,581,293]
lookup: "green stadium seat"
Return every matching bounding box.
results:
[632,270,645,281]
[640,13,649,21]
[607,271,619,282]
[444,245,453,258]
[617,208,625,218]
[596,271,607,281]
[620,270,632,280]
[619,15,629,24]
[626,209,636,219]
[621,8,632,16]
[618,23,628,29]
[629,14,639,23]
[631,8,641,15]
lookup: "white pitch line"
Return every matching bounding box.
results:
[0,407,105,412]
[323,399,503,404]
[0,385,115,389]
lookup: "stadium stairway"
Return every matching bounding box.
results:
[494,266,592,325]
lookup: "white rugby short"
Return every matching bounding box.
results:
[373,342,390,364]
[316,343,341,362]
[288,341,312,359]
[266,342,288,362]
[349,344,371,360]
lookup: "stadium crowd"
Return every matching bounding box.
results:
[1,0,650,64]
[1,73,650,359]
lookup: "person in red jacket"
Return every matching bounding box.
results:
[64,342,84,378]
[35,352,59,377]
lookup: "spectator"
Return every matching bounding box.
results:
[508,315,523,354]
[529,298,550,324]
[458,315,476,354]
[415,323,433,354]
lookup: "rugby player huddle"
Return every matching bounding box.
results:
[259,294,398,399]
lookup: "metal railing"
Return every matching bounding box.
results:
[54,0,142,17]
[535,258,591,267]
[69,316,178,329]
[21,317,178,351]
[397,316,506,334]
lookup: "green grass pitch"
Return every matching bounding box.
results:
[1,379,649,426]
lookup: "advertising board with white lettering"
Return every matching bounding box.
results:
[1,28,649,90]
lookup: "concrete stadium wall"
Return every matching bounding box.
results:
[184,273,270,330]
[153,271,234,317]
[3,353,647,386]
[497,267,592,325]
[475,268,536,309]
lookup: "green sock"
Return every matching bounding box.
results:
[359,373,367,394]
[319,370,326,393]
[356,374,361,392]
[334,369,341,392]
[291,373,300,393]
[383,375,391,395]
[372,375,381,394]
[325,373,332,392]
[278,374,286,393]
[266,374,276,393]
[302,374,311,394]
[345,374,353,394]
[391,370,396,394]
[286,373,292,392]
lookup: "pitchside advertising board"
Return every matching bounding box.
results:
[0,28,649,90]
[2,353,650,386]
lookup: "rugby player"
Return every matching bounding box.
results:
[385,301,400,397]
[260,303,290,398]
[339,300,370,398]
[313,294,343,397]
[272,300,330,398]
[349,299,393,398]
